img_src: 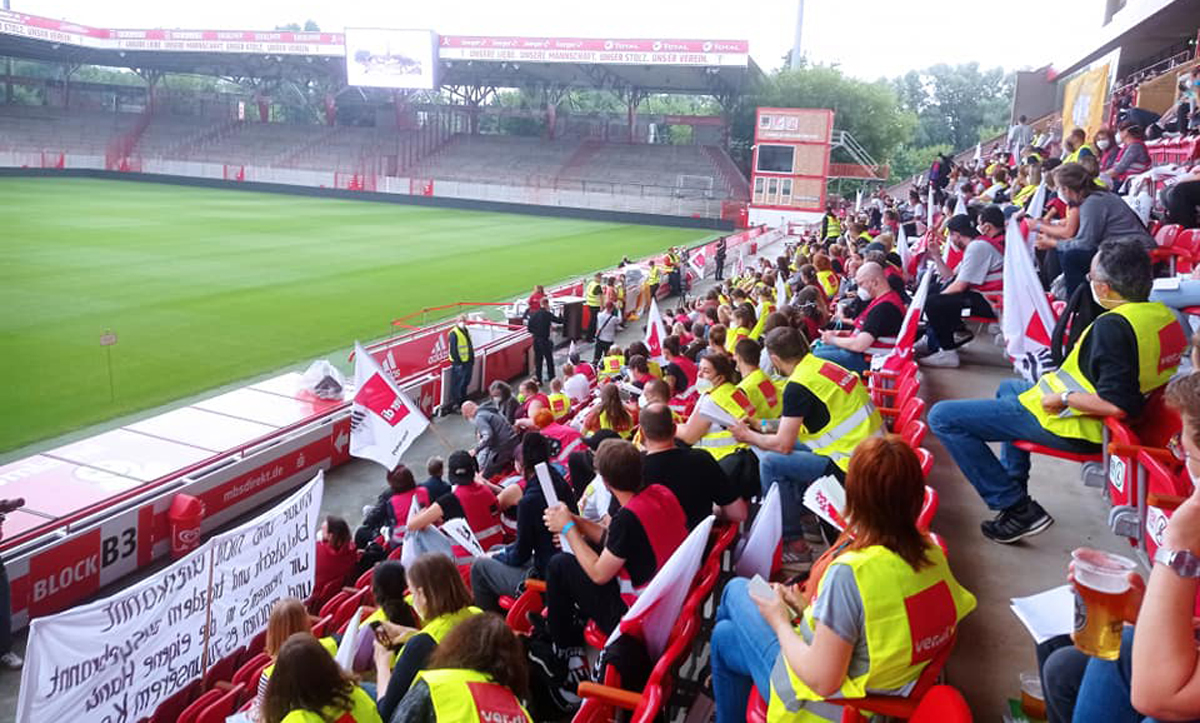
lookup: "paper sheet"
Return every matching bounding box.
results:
[1010,584,1074,644]
[535,462,573,554]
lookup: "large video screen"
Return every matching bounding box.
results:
[756,144,795,174]
[345,28,437,90]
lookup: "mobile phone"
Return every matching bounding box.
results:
[748,574,776,601]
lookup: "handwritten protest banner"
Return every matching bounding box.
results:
[15,473,324,723]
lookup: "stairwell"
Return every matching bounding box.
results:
[553,140,602,184]
[701,145,750,200]
[273,125,343,168]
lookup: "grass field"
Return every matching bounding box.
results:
[0,177,713,452]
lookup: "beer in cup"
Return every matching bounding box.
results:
[1071,548,1137,660]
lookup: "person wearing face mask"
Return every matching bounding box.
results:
[734,338,784,420]
[1034,163,1154,297]
[1107,122,1151,189]
[445,315,475,414]
[1063,128,1094,163]
[675,352,761,499]
[812,261,905,374]
[917,208,1005,369]
[729,327,882,561]
[929,238,1187,543]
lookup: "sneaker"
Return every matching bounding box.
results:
[952,329,975,347]
[912,337,931,358]
[981,500,1054,544]
[918,349,960,368]
[0,652,22,670]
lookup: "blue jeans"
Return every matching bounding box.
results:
[711,578,781,723]
[928,379,1099,510]
[812,344,868,374]
[450,360,473,406]
[759,443,839,539]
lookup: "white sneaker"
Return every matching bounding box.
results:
[919,349,960,368]
[0,652,23,669]
[912,337,931,358]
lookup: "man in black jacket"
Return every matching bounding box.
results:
[527,298,563,383]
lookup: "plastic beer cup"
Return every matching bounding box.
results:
[1071,548,1137,660]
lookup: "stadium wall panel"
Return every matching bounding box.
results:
[0,167,734,231]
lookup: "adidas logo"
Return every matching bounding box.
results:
[428,335,449,365]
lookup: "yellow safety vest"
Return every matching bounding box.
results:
[585,281,604,307]
[738,368,784,421]
[547,392,571,420]
[694,382,756,461]
[648,266,661,285]
[263,636,339,679]
[766,544,976,722]
[416,668,532,723]
[1064,143,1094,164]
[824,215,841,240]
[788,354,883,471]
[726,326,751,353]
[601,355,624,377]
[816,270,839,299]
[1012,183,1037,207]
[598,409,633,438]
[421,606,482,644]
[718,293,731,307]
[280,685,383,723]
[857,232,872,244]
[449,326,473,363]
[751,302,776,340]
[1018,302,1185,443]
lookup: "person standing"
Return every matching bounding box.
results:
[526,298,562,383]
[592,302,620,364]
[667,247,684,298]
[821,204,842,243]
[1008,114,1033,152]
[715,238,727,281]
[447,315,475,413]
[0,497,23,670]
[645,260,661,313]
[584,272,604,342]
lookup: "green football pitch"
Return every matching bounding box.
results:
[0,177,714,453]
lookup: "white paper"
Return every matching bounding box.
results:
[1009,584,1075,644]
[748,574,776,601]
[335,607,363,671]
[696,394,738,429]
[441,518,486,557]
[535,462,573,554]
[802,475,847,531]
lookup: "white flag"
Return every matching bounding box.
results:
[872,266,932,371]
[802,475,847,531]
[734,483,781,580]
[953,192,967,218]
[776,272,789,308]
[896,219,911,272]
[1001,218,1057,382]
[926,185,935,229]
[974,142,982,163]
[855,189,862,212]
[645,296,668,363]
[689,249,706,278]
[351,341,429,469]
[1024,183,1047,249]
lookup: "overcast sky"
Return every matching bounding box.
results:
[19,0,1098,80]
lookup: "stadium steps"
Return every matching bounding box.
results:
[553,140,603,184]
[702,144,750,200]
[272,125,343,168]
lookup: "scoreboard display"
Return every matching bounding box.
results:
[750,108,833,213]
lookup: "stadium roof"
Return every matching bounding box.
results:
[1048,0,1200,79]
[0,10,761,97]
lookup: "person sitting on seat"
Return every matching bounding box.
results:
[470,432,577,613]
[371,553,482,720]
[929,238,1187,543]
[561,362,591,404]
[709,437,976,723]
[917,207,1006,368]
[314,516,357,599]
[357,465,430,551]
[263,633,383,723]
[391,613,532,723]
[253,598,340,712]
[734,338,784,420]
[813,261,905,374]
[539,439,689,704]
[407,451,505,551]
[730,327,882,561]
[640,403,748,528]
[675,353,760,499]
[583,383,635,439]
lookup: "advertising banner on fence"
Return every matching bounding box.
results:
[15,473,324,723]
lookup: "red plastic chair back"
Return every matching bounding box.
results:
[917,486,939,532]
[150,679,200,723]
[195,683,245,723]
[318,590,349,620]
[1155,223,1183,249]
[200,649,239,692]
[896,397,927,434]
[332,587,369,633]
[355,567,374,590]
[245,627,267,658]
[310,614,333,638]
[231,652,270,690]
[178,689,222,723]
[1177,228,1200,273]
[915,447,934,477]
[902,419,929,449]
[910,685,972,722]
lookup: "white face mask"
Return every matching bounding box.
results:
[695,377,714,393]
[1096,139,1111,151]
[856,286,872,302]
[1090,280,1121,310]
[637,391,649,408]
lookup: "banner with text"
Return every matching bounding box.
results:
[15,473,324,723]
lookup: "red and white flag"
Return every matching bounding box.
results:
[689,249,706,278]
[644,296,668,363]
[896,219,911,274]
[351,341,429,469]
[1001,218,1057,381]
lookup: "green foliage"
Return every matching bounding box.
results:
[891,63,1014,150]
[730,64,916,172]
[889,142,955,183]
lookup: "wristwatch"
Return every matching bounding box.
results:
[1060,391,1072,408]
[1155,546,1200,578]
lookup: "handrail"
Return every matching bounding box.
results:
[390,301,513,329]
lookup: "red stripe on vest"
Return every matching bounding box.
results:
[467,681,527,722]
[452,483,504,550]
[757,377,778,407]
[817,360,859,394]
[729,388,756,418]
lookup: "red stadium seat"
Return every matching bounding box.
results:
[178,689,222,723]
[902,419,929,449]
[201,648,240,692]
[150,679,200,723]
[331,587,369,633]
[877,377,921,428]
[193,682,245,723]
[318,590,350,620]
[1174,228,1200,273]
[895,397,927,435]
[910,685,972,721]
[1011,441,1101,464]
[915,448,934,478]
[310,613,334,638]
[917,486,938,532]
[1149,223,1185,274]
[231,652,270,691]
[355,567,374,591]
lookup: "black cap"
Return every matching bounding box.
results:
[447,450,477,484]
[978,204,1005,230]
[946,214,977,237]
[584,429,621,451]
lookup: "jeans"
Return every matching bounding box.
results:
[532,336,555,382]
[1041,628,1183,723]
[592,340,612,365]
[928,379,1100,510]
[669,269,683,297]
[0,559,10,655]
[924,290,995,352]
[470,555,533,613]
[758,443,839,539]
[450,360,473,406]
[1059,246,1097,299]
[812,344,868,374]
[711,578,781,723]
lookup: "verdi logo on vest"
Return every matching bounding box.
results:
[355,373,412,427]
[902,581,957,665]
[468,681,527,723]
[1158,323,1187,373]
[816,360,858,394]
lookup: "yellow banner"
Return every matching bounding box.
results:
[1061,63,1110,140]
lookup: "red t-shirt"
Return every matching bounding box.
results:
[315,540,358,595]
